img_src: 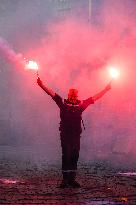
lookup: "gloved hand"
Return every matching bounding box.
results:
[37,76,43,86]
[105,82,111,91]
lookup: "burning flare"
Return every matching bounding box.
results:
[109,67,120,79]
[25,60,39,70]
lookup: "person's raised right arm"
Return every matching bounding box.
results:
[37,76,55,98]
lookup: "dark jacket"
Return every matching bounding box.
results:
[53,94,94,135]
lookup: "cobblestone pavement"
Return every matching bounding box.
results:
[0,161,136,205]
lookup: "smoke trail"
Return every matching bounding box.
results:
[0,37,24,67]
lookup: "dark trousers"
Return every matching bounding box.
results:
[60,132,80,182]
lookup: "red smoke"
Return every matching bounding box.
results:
[1,1,136,164]
[26,4,136,159]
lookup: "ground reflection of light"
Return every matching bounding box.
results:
[0,178,19,184]
[86,200,117,205]
[118,172,136,176]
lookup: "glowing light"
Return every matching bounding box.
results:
[25,60,38,70]
[108,67,120,79]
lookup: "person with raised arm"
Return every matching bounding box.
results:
[37,76,111,188]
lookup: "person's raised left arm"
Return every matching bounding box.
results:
[92,82,111,102]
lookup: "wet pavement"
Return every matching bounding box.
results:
[0,161,136,205]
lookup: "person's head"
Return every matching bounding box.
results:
[67,88,78,104]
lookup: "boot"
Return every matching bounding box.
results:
[59,180,69,188]
[68,171,81,188]
[59,171,69,188]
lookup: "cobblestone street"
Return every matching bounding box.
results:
[0,161,136,205]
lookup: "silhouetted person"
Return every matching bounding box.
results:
[37,77,111,188]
